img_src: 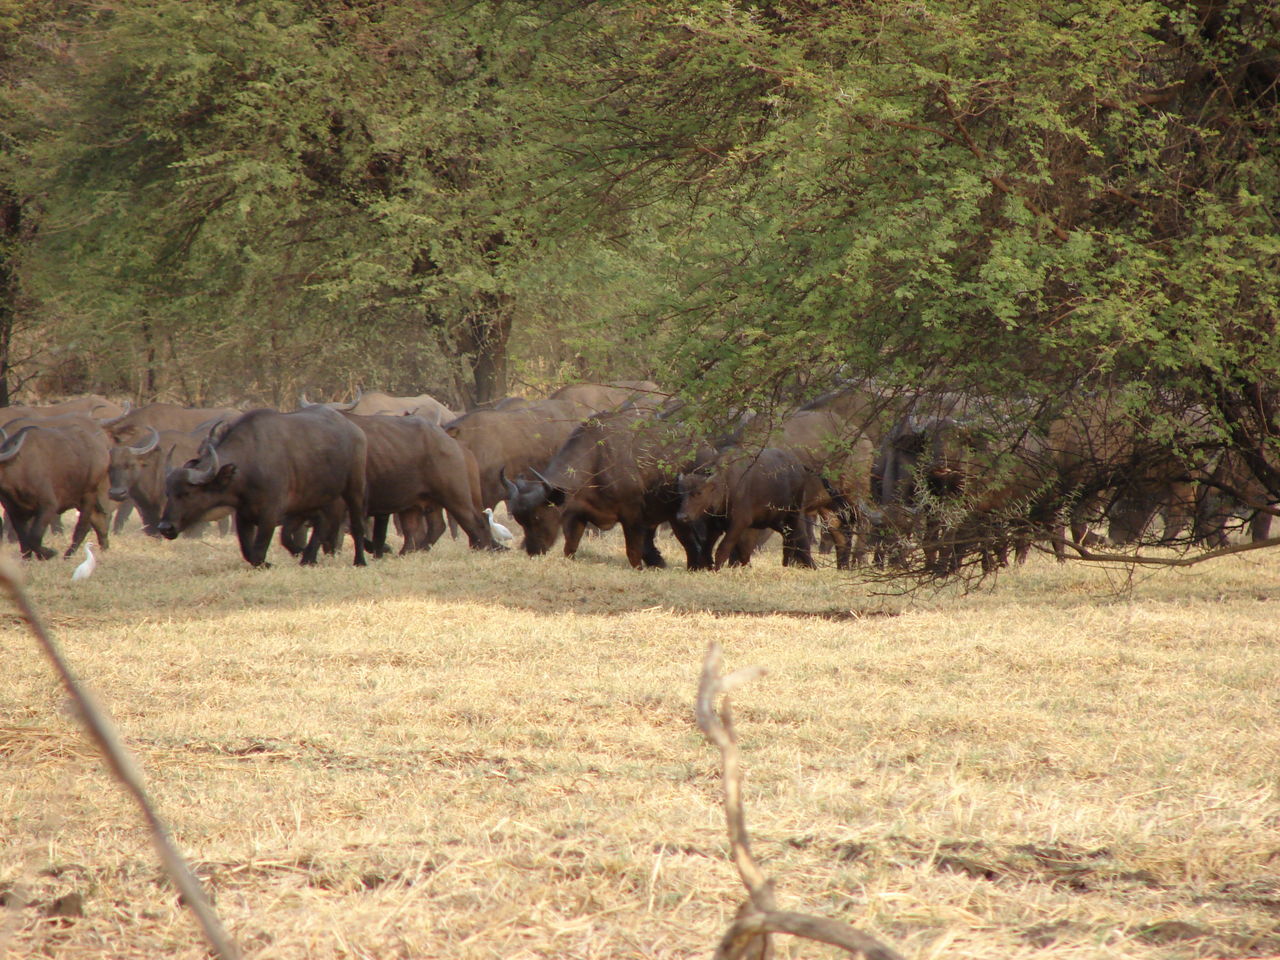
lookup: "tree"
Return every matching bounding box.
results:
[14,1,658,405]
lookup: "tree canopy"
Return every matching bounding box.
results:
[3,0,1279,543]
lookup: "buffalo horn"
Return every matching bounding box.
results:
[0,426,32,463]
[500,467,519,502]
[97,400,133,427]
[183,444,219,485]
[528,466,557,491]
[127,426,160,456]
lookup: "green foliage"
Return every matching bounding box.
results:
[5,0,1280,494]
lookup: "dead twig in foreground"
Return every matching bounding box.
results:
[695,642,904,960]
[0,557,240,960]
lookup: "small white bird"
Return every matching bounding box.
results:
[71,543,97,581]
[483,508,514,545]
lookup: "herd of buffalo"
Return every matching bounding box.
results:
[0,379,1271,575]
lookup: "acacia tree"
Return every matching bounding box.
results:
[551,1,1280,547]
[15,0,647,404]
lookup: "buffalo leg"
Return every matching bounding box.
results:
[111,500,133,534]
[641,527,665,568]
[301,502,344,565]
[713,522,750,571]
[66,498,109,558]
[671,517,711,570]
[65,511,93,559]
[278,516,307,556]
[562,513,589,559]
[621,523,656,569]
[1251,512,1273,543]
[398,508,429,554]
[24,504,58,560]
[247,522,276,567]
[422,507,447,549]
[780,514,816,569]
[368,514,391,558]
[235,515,273,567]
[342,494,367,568]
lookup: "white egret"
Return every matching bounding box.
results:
[483,508,514,545]
[71,543,97,581]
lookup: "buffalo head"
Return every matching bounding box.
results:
[501,467,563,555]
[676,470,724,527]
[107,427,160,502]
[156,445,238,539]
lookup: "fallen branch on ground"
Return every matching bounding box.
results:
[695,641,904,960]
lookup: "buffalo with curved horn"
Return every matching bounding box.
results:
[157,406,368,568]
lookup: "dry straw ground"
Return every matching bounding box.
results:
[1,523,1278,959]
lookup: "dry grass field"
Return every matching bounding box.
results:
[1,522,1278,959]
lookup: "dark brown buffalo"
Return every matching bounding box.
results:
[677,447,816,570]
[341,412,493,556]
[107,427,231,536]
[502,409,710,569]
[1193,449,1275,546]
[0,420,111,559]
[104,403,240,446]
[444,399,589,509]
[156,407,367,567]
[446,384,669,515]
[772,407,876,568]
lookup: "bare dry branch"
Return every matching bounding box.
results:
[0,557,241,960]
[696,642,904,960]
[1039,533,1280,566]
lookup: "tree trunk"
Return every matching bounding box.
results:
[457,293,513,406]
[0,188,21,407]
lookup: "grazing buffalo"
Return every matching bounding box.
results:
[156,407,368,567]
[678,447,816,569]
[0,421,111,559]
[341,412,494,556]
[444,399,593,509]
[503,409,710,569]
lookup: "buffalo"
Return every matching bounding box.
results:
[502,409,710,569]
[678,447,816,569]
[341,412,494,556]
[107,426,231,537]
[0,420,112,559]
[156,406,368,567]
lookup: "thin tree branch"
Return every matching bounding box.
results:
[0,557,240,960]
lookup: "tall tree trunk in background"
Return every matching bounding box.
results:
[0,188,20,408]
[457,293,512,406]
[140,317,156,397]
